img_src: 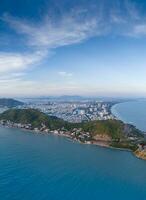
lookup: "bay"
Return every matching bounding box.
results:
[112,100,146,131]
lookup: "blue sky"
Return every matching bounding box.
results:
[0,0,146,97]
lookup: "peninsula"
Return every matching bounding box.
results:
[0,108,146,159]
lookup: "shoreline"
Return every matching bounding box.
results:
[0,104,146,160]
[111,100,146,133]
[0,124,139,157]
[110,101,129,121]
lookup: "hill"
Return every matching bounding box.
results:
[0,109,67,129]
[0,108,145,152]
[81,120,143,139]
[77,120,144,151]
[0,98,24,107]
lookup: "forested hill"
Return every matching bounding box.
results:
[0,109,67,129]
[0,108,143,139]
[0,108,145,156]
[0,98,24,107]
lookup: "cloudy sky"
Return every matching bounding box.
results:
[0,0,146,97]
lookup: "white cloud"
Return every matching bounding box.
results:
[0,49,48,96]
[132,24,146,36]
[108,1,146,37]
[58,71,73,77]
[0,1,146,96]
[2,12,104,49]
[0,11,103,88]
[0,50,47,77]
[125,0,141,20]
[2,1,146,48]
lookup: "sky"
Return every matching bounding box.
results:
[0,0,146,97]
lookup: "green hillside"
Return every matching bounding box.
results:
[81,120,143,139]
[0,98,24,107]
[0,109,66,129]
[0,108,144,151]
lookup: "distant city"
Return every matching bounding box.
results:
[0,96,135,123]
[22,101,116,123]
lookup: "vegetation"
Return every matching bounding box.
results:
[65,119,144,142]
[0,109,67,129]
[0,108,145,152]
[0,98,24,107]
[110,141,138,151]
[81,120,124,139]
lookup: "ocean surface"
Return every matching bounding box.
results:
[112,100,146,132]
[0,127,146,200]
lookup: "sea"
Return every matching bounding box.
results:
[0,126,146,200]
[0,100,146,199]
[112,100,146,132]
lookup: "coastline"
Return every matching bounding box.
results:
[0,124,141,159]
[110,101,146,160]
[111,100,146,132]
[110,101,128,121]
[0,103,146,160]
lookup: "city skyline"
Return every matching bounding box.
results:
[0,0,146,97]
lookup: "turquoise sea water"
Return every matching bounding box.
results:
[0,127,146,200]
[112,100,146,131]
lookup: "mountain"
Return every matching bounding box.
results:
[0,109,67,129]
[35,95,84,102]
[0,98,24,108]
[56,95,84,101]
